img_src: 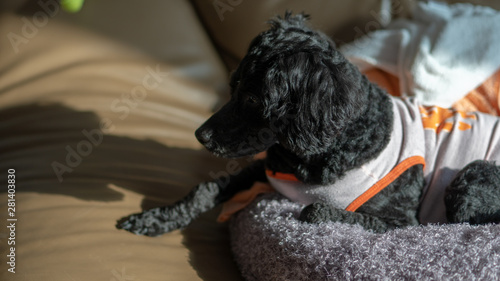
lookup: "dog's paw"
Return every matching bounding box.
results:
[116,207,180,237]
[299,202,341,224]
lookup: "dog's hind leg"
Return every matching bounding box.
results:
[445,160,500,224]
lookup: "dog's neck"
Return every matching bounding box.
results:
[266,77,394,185]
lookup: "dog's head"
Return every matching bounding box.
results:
[196,12,367,158]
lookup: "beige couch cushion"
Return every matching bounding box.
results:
[0,12,243,281]
[192,0,394,69]
[51,0,229,94]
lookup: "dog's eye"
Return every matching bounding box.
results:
[246,95,258,104]
[230,79,240,90]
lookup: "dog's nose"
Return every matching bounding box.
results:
[195,128,213,144]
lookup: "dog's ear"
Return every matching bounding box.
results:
[264,51,368,156]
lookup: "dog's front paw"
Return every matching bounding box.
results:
[116,207,180,237]
[299,202,341,224]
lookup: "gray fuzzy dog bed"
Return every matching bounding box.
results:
[229,194,500,280]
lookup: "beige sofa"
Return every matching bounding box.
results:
[1,1,498,280]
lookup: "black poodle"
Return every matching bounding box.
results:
[118,13,500,236]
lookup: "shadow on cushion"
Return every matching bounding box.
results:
[0,102,226,205]
[0,102,244,280]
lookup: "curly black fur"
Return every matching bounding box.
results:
[117,181,221,236]
[445,160,500,224]
[117,160,266,236]
[118,12,500,236]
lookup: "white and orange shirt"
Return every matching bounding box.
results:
[266,96,500,224]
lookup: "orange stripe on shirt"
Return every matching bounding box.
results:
[266,156,425,212]
[217,182,275,223]
[265,170,300,182]
[345,156,426,212]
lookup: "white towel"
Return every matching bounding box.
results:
[340,1,500,107]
